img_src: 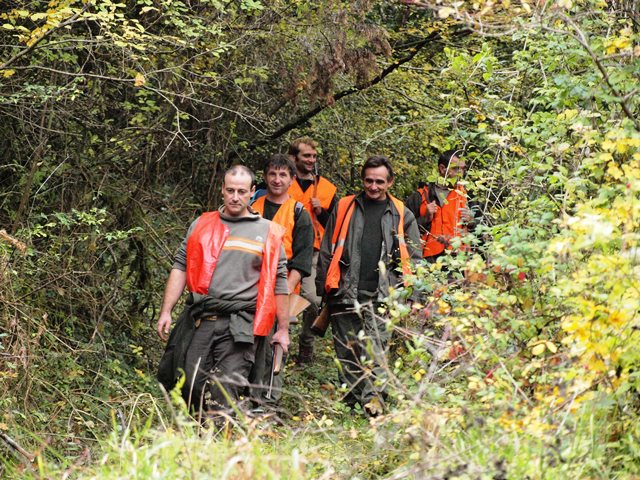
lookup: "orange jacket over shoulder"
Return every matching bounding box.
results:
[185,211,285,336]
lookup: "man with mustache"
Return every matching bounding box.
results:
[316,155,421,416]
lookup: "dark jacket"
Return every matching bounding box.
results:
[156,294,256,391]
[315,193,422,305]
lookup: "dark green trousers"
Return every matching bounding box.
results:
[183,317,256,416]
[329,303,389,407]
[298,251,321,352]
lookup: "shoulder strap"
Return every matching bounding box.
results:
[418,185,429,218]
[294,201,304,221]
[331,195,357,254]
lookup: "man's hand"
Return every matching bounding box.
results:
[157,312,172,342]
[287,270,302,295]
[271,327,290,353]
[425,201,438,221]
[156,268,186,342]
[311,197,322,215]
[435,234,451,247]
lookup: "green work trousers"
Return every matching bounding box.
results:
[183,317,256,416]
[329,303,389,407]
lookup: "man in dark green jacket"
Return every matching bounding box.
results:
[316,155,421,416]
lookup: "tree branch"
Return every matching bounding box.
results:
[0,432,35,464]
[248,27,471,150]
[0,3,90,70]
[559,14,639,131]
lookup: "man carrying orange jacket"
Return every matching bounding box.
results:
[156,166,290,419]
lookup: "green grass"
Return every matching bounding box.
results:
[2,322,639,479]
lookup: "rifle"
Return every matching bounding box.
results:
[310,302,330,337]
[265,343,284,400]
[310,163,322,246]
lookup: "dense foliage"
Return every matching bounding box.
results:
[1,0,638,478]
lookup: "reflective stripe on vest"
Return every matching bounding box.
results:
[288,176,337,250]
[324,194,411,293]
[251,196,297,260]
[418,185,469,257]
[185,212,285,336]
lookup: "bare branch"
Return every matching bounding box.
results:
[248,27,472,150]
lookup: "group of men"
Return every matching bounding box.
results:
[156,137,474,419]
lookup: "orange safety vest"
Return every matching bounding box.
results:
[325,195,412,293]
[251,196,296,260]
[288,176,337,250]
[185,211,285,336]
[418,184,469,257]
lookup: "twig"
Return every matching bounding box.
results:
[426,325,451,382]
[0,3,91,70]
[557,14,639,131]
[0,230,27,253]
[0,432,35,463]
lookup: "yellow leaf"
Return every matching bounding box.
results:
[613,37,631,50]
[607,163,623,180]
[531,343,546,355]
[1,69,16,77]
[545,341,557,354]
[616,141,629,154]
[438,7,456,18]
[364,397,384,416]
[134,72,145,87]
[601,139,616,151]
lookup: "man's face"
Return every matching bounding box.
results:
[439,155,465,183]
[265,166,293,197]
[222,172,254,217]
[362,165,393,201]
[292,143,318,176]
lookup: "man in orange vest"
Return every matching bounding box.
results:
[250,154,314,405]
[405,149,476,261]
[315,155,421,416]
[287,137,338,364]
[156,165,290,418]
